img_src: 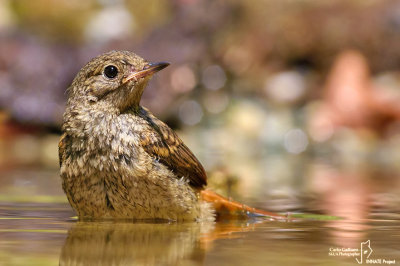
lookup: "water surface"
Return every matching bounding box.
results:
[1,202,399,266]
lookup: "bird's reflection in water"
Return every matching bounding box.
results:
[60,221,215,266]
[59,219,268,265]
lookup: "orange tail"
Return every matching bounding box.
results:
[200,190,288,221]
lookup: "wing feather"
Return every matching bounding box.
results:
[138,107,207,188]
[58,133,68,167]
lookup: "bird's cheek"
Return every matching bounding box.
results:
[89,84,118,100]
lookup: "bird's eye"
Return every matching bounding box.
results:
[104,65,118,79]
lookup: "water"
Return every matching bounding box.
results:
[0,166,399,265]
[1,202,399,266]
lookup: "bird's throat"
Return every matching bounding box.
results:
[120,79,149,113]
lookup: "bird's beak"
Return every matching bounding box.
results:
[122,62,170,84]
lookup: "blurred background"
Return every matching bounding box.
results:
[1,0,400,220]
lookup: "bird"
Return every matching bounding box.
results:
[59,50,283,221]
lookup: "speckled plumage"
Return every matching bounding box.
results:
[59,51,213,221]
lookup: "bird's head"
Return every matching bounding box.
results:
[67,50,169,112]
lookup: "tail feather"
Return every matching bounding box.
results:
[200,190,287,221]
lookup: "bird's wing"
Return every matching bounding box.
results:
[58,133,68,167]
[138,107,207,188]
